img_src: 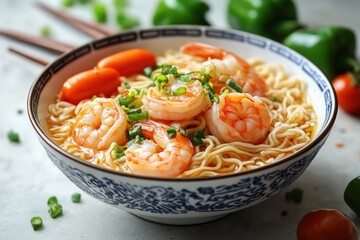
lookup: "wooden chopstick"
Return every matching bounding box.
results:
[37,2,118,39]
[0,29,75,54]
[8,47,49,66]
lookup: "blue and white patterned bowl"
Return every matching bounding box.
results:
[28,26,337,225]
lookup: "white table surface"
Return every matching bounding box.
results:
[1,0,360,239]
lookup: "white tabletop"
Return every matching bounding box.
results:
[1,0,360,239]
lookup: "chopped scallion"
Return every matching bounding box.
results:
[71,193,81,203]
[226,79,243,93]
[48,203,62,218]
[180,128,187,136]
[166,127,176,138]
[128,125,143,139]
[47,196,58,207]
[30,216,43,231]
[172,86,187,96]
[128,111,148,121]
[114,145,126,158]
[118,95,135,106]
[180,74,191,82]
[123,82,131,89]
[40,26,52,37]
[7,130,20,143]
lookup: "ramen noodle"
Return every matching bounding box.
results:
[47,43,317,178]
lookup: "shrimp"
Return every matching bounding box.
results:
[180,42,267,97]
[142,78,211,121]
[205,93,271,144]
[71,98,128,150]
[125,120,194,177]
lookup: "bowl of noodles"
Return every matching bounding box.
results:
[28,26,337,225]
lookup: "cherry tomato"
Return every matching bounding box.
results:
[60,67,120,105]
[96,48,156,77]
[297,209,358,240]
[332,73,360,115]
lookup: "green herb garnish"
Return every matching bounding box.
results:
[118,95,135,106]
[71,193,81,203]
[270,96,282,103]
[7,130,20,143]
[226,79,243,93]
[128,111,149,121]
[166,127,177,138]
[144,66,153,77]
[49,203,63,218]
[40,26,52,37]
[30,216,43,231]
[172,86,187,96]
[114,145,126,158]
[285,187,303,203]
[47,196,58,207]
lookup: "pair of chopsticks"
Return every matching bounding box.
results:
[0,2,118,66]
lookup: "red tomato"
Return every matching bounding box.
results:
[60,67,120,105]
[96,49,156,77]
[332,73,360,115]
[297,209,358,240]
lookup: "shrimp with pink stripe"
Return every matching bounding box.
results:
[180,42,268,97]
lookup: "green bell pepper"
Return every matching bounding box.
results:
[227,0,302,42]
[152,0,210,26]
[283,26,358,80]
[344,176,360,217]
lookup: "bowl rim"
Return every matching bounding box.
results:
[27,25,338,182]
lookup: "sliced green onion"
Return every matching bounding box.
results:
[180,74,191,82]
[166,127,177,138]
[144,67,153,77]
[160,64,179,77]
[92,3,107,23]
[226,79,243,93]
[91,95,97,101]
[71,193,81,203]
[47,196,58,207]
[118,95,135,106]
[40,26,52,37]
[7,130,20,143]
[180,128,187,136]
[221,89,231,95]
[194,129,204,139]
[172,86,187,96]
[114,145,126,158]
[30,216,43,231]
[154,74,169,90]
[126,108,142,115]
[128,111,148,121]
[123,82,131,89]
[128,125,143,139]
[48,203,62,218]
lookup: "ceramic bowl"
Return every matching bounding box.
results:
[28,26,337,225]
